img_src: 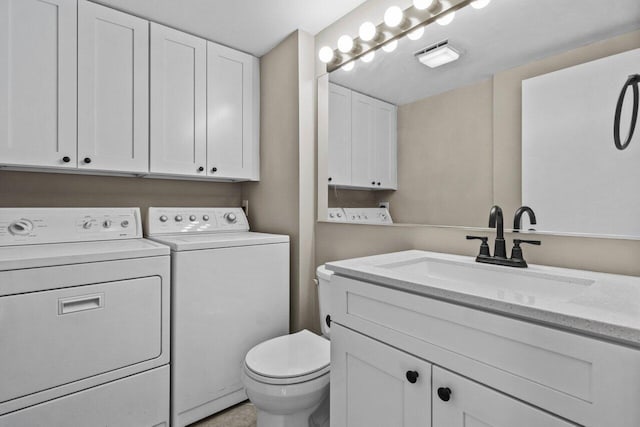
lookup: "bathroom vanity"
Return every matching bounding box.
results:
[326,250,640,427]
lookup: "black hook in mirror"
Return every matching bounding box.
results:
[614,74,640,150]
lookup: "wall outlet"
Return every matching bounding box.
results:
[241,200,249,216]
[379,201,390,209]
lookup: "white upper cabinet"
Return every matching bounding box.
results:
[0,0,77,169]
[328,84,397,190]
[328,83,352,186]
[207,42,259,181]
[78,1,149,174]
[150,23,207,177]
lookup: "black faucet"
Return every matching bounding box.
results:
[466,205,541,268]
[513,206,537,231]
[488,205,507,259]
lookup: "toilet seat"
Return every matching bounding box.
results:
[244,330,330,386]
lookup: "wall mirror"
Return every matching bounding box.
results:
[317,0,640,238]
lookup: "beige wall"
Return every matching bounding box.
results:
[243,30,318,333]
[390,78,493,225]
[313,31,640,331]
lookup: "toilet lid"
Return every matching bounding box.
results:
[245,330,330,379]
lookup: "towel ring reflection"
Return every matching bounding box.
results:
[614,74,640,150]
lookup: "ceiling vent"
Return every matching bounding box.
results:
[415,40,460,68]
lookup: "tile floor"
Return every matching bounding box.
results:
[189,401,257,427]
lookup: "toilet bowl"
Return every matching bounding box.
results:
[241,266,333,427]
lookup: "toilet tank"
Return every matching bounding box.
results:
[316,265,334,338]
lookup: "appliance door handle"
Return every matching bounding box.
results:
[614,74,640,150]
[58,293,104,315]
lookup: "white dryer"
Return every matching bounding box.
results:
[0,208,171,427]
[146,207,290,427]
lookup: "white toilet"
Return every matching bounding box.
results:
[241,266,333,427]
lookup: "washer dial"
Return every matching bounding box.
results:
[8,219,34,236]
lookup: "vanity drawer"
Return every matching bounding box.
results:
[331,275,640,427]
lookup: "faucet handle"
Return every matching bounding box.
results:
[466,235,490,258]
[513,239,541,246]
[510,239,541,268]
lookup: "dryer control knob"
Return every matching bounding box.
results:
[103,220,112,228]
[202,215,210,221]
[83,220,93,230]
[189,215,197,222]
[225,213,237,223]
[175,215,183,222]
[159,215,168,223]
[8,219,34,236]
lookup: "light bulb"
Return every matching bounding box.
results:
[359,21,377,42]
[361,51,375,63]
[382,39,398,53]
[318,46,334,63]
[407,26,424,41]
[413,0,434,10]
[384,6,404,28]
[341,61,354,71]
[337,35,354,53]
[436,10,455,25]
[471,0,491,9]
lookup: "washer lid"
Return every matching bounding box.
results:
[148,232,289,251]
[245,330,330,379]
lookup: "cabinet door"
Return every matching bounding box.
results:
[331,324,431,427]
[328,83,352,186]
[373,99,397,190]
[207,42,259,180]
[351,92,376,189]
[150,23,207,177]
[0,0,77,168]
[78,1,149,174]
[433,367,577,427]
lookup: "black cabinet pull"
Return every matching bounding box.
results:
[371,181,375,185]
[62,156,71,163]
[377,182,381,186]
[83,157,91,164]
[328,177,333,182]
[325,315,331,327]
[211,167,218,173]
[198,166,204,172]
[406,370,419,384]
[437,387,452,402]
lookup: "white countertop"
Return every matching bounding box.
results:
[326,250,640,348]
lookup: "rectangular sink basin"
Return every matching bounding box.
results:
[377,256,594,305]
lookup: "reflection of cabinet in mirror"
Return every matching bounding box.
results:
[328,83,397,190]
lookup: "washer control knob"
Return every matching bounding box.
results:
[175,215,183,222]
[189,215,197,222]
[202,215,210,221]
[121,220,130,228]
[83,220,93,230]
[225,213,237,223]
[159,215,168,223]
[103,220,112,228]
[8,219,34,236]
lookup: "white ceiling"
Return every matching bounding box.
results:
[92,0,368,56]
[330,0,640,105]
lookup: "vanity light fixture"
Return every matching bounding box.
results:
[415,40,460,68]
[320,0,484,72]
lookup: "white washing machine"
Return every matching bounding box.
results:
[0,208,171,427]
[146,207,290,427]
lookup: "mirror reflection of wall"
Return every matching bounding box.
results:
[321,0,640,235]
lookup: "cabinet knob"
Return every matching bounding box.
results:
[198,166,204,172]
[328,177,333,182]
[211,167,218,173]
[325,315,332,327]
[371,181,376,185]
[377,182,381,186]
[83,157,91,164]
[406,370,419,384]
[437,387,452,402]
[62,156,71,163]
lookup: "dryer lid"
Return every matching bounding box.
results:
[245,330,330,379]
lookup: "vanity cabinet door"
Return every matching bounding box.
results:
[331,324,431,427]
[432,367,577,427]
[372,98,397,190]
[78,1,149,174]
[351,92,376,189]
[207,41,259,181]
[150,23,207,177]
[0,0,77,169]
[328,83,352,186]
